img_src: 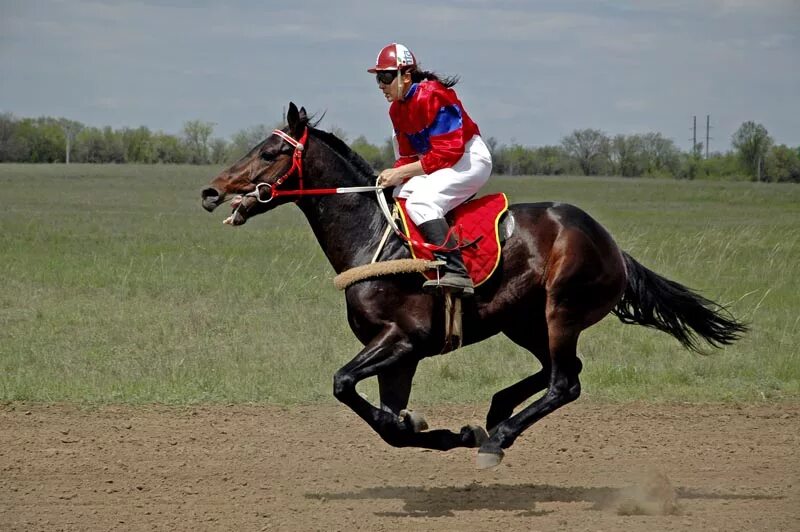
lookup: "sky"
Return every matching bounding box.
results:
[1,0,798,152]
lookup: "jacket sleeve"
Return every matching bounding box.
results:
[418,90,467,174]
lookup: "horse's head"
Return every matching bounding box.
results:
[201,102,310,225]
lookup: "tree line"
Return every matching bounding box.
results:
[1,113,798,183]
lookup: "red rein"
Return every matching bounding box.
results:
[260,128,466,253]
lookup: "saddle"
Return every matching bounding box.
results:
[396,193,509,287]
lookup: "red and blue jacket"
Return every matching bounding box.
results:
[389,80,480,174]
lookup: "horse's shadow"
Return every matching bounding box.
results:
[305,482,782,518]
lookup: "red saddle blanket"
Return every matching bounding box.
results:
[396,193,509,287]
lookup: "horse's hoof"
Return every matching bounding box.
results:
[476,449,504,469]
[398,409,428,433]
[462,425,489,447]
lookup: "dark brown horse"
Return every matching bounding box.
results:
[201,103,745,468]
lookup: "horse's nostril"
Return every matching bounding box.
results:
[201,187,220,200]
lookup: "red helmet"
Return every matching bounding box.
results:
[367,43,417,73]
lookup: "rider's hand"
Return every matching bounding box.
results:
[377,168,405,188]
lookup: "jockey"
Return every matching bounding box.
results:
[370,43,493,296]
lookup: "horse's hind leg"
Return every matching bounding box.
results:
[485,331,550,432]
[477,318,583,468]
[486,369,549,433]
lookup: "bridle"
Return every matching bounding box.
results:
[239,127,381,205]
[232,127,468,253]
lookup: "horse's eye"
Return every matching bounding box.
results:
[260,152,274,161]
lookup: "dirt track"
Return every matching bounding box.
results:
[1,402,798,531]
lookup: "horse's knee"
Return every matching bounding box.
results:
[333,370,355,402]
[551,377,581,403]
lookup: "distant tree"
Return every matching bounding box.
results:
[609,134,645,177]
[765,145,800,183]
[640,132,681,177]
[561,129,610,176]
[327,126,349,144]
[350,135,390,171]
[13,118,64,162]
[679,151,744,181]
[152,132,187,163]
[102,126,125,163]
[74,127,104,162]
[182,120,215,164]
[229,124,273,159]
[121,126,153,163]
[530,145,572,175]
[0,113,25,161]
[381,138,395,169]
[71,125,125,163]
[58,119,84,164]
[484,136,499,158]
[494,143,532,175]
[732,121,773,181]
[490,143,573,176]
[209,138,230,165]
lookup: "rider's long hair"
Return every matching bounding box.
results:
[408,68,459,88]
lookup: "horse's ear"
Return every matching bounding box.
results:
[287,102,299,130]
[286,102,308,137]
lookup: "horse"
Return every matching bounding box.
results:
[201,103,746,468]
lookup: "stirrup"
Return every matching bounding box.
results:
[423,274,474,296]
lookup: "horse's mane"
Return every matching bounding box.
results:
[308,124,377,182]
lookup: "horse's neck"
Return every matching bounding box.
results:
[297,150,390,274]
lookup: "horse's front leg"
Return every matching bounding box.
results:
[333,327,485,451]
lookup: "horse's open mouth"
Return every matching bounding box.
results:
[222,195,253,226]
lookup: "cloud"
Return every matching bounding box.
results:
[760,33,795,50]
[708,0,800,14]
[615,99,651,113]
[92,96,122,110]
[1,0,798,147]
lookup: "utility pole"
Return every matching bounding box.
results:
[691,115,697,155]
[705,115,712,159]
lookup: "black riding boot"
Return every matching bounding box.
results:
[417,218,474,296]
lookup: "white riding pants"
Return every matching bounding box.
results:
[394,135,492,225]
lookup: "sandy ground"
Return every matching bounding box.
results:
[1,402,798,531]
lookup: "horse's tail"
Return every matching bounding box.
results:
[612,252,747,353]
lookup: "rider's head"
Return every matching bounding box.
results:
[368,43,417,103]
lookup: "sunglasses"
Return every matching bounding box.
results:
[375,70,399,85]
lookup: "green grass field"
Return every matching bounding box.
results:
[1,164,798,405]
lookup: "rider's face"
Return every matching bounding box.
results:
[377,70,410,103]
